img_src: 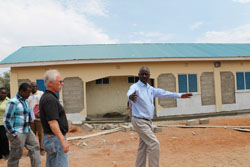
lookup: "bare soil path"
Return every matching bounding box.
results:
[1,114,250,167]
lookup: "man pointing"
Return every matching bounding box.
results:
[127,66,192,167]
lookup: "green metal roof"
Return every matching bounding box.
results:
[1,43,250,64]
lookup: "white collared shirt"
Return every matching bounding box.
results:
[127,80,182,119]
[27,90,44,121]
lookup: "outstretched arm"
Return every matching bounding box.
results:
[153,87,193,99]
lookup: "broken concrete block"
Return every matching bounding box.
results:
[112,161,117,167]
[101,138,107,143]
[72,121,82,125]
[91,124,98,129]
[123,123,130,126]
[199,118,209,124]
[186,119,196,126]
[152,125,157,128]
[100,125,105,130]
[113,124,119,128]
[104,124,115,130]
[67,120,72,126]
[192,131,196,136]
[121,125,130,132]
[77,141,87,147]
[152,125,162,133]
[83,123,93,131]
[128,124,134,131]
[92,124,101,129]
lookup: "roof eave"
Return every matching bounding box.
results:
[0,57,250,68]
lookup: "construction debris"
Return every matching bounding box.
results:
[76,141,87,147]
[233,128,250,132]
[121,125,130,132]
[156,124,250,129]
[67,120,72,126]
[83,123,94,132]
[92,124,102,129]
[72,121,83,125]
[83,120,124,124]
[186,119,196,126]
[199,118,209,124]
[67,127,122,141]
[104,124,116,130]
[152,125,162,133]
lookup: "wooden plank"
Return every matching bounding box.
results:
[67,127,122,141]
[156,125,250,129]
[233,128,250,132]
[83,120,124,124]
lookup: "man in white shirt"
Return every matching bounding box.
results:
[27,82,45,155]
[127,67,192,167]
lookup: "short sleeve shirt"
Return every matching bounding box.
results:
[0,97,9,125]
[39,90,68,135]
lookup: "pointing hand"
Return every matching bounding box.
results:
[181,93,193,98]
[129,91,138,103]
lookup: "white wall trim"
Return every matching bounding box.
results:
[66,113,86,122]
[1,56,250,68]
[157,94,216,117]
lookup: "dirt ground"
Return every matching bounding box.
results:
[1,114,250,167]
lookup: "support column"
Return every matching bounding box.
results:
[80,81,87,117]
[10,72,18,98]
[213,68,222,112]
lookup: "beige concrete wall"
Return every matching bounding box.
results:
[9,60,250,118]
[86,76,131,116]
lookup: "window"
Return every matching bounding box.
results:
[178,74,197,93]
[96,78,109,84]
[128,76,139,83]
[236,72,250,90]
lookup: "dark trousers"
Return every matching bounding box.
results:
[30,120,44,151]
[0,125,10,157]
[6,131,41,167]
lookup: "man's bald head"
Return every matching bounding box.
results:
[30,82,38,94]
[139,66,150,74]
[138,66,150,84]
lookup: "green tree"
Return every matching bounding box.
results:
[0,71,10,97]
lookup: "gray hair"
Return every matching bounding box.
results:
[44,70,60,88]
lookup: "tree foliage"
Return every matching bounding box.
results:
[0,71,10,97]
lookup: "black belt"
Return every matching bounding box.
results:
[133,116,151,122]
[46,133,66,137]
[47,134,55,137]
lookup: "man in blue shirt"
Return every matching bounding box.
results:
[3,83,41,167]
[127,67,192,167]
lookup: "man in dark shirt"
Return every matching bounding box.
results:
[39,70,69,167]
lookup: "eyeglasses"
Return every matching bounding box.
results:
[55,80,64,84]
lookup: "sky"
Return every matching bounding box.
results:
[1,0,250,74]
